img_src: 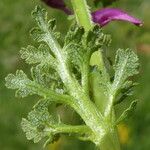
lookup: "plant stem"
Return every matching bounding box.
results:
[82,59,90,95]
[70,1,121,149]
[73,95,106,144]
[46,124,90,135]
[97,128,121,150]
[71,0,93,31]
[71,92,120,150]
[70,0,93,95]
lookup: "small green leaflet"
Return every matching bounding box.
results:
[5,70,32,97]
[112,48,139,94]
[20,44,56,68]
[21,100,57,143]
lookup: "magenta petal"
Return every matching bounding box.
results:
[42,0,72,15]
[92,8,143,27]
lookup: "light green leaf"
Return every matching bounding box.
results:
[31,65,65,93]
[93,49,139,116]
[32,6,47,29]
[112,48,139,93]
[30,6,59,42]
[30,28,46,42]
[5,70,32,97]
[21,100,56,143]
[20,44,56,67]
[5,70,45,98]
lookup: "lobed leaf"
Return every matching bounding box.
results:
[93,49,139,116]
[20,44,56,67]
[64,25,111,74]
[112,48,139,93]
[30,6,60,43]
[5,70,32,97]
[21,100,57,143]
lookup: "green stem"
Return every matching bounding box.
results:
[82,60,90,94]
[72,93,120,150]
[74,95,106,144]
[54,125,91,135]
[71,0,93,31]
[27,82,75,107]
[70,0,93,95]
[70,1,121,150]
[47,124,91,135]
[97,128,121,150]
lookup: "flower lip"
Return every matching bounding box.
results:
[92,8,143,27]
[42,0,72,15]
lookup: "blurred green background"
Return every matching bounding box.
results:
[0,0,149,150]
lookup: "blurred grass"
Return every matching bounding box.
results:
[0,0,150,150]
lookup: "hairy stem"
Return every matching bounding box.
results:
[72,93,120,150]
[46,124,91,135]
[82,59,90,95]
[70,1,121,149]
[71,0,93,31]
[27,82,75,107]
[96,128,121,150]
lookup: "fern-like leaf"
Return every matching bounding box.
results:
[21,100,57,143]
[112,48,139,94]
[20,44,56,68]
[5,70,32,97]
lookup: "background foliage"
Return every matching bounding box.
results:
[0,0,149,150]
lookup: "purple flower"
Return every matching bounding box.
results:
[42,0,72,15]
[92,8,143,27]
[42,0,143,27]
